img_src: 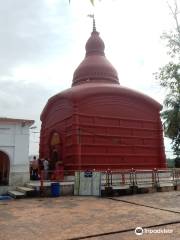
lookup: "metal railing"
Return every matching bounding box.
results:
[101,168,180,189]
[30,168,180,195]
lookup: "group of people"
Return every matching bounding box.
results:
[30,156,64,181]
[30,156,49,180]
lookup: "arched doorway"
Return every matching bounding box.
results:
[0,151,10,185]
[49,132,63,170]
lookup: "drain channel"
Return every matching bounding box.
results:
[68,221,180,240]
[108,197,180,215]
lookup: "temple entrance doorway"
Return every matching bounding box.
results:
[0,151,10,185]
[49,132,64,180]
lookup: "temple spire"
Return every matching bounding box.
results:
[72,16,119,86]
[93,15,96,32]
[88,14,97,32]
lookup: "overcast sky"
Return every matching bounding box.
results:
[0,0,177,156]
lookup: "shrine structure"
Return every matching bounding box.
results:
[40,19,166,173]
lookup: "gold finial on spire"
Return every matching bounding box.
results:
[87,14,96,32]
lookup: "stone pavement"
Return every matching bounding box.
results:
[0,192,180,239]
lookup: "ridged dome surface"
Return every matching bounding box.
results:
[72,31,119,86]
[85,31,105,56]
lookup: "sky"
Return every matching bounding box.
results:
[0,0,178,156]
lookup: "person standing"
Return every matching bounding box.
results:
[43,158,49,180]
[32,156,39,180]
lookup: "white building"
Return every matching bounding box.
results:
[0,118,34,194]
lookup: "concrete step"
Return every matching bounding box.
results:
[137,184,154,188]
[26,181,74,188]
[159,182,174,187]
[26,181,74,196]
[16,187,36,197]
[8,190,25,199]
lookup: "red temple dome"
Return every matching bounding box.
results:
[72,28,119,86]
[40,18,166,172]
[85,31,105,56]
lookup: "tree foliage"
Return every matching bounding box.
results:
[156,0,180,157]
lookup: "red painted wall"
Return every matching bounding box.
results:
[40,84,166,172]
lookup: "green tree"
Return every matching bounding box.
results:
[156,0,180,158]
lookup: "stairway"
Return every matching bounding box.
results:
[8,186,36,199]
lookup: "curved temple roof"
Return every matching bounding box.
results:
[72,22,119,86]
[41,21,162,120]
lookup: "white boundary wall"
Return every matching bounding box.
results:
[0,119,33,194]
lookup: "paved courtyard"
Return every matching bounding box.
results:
[0,191,180,239]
